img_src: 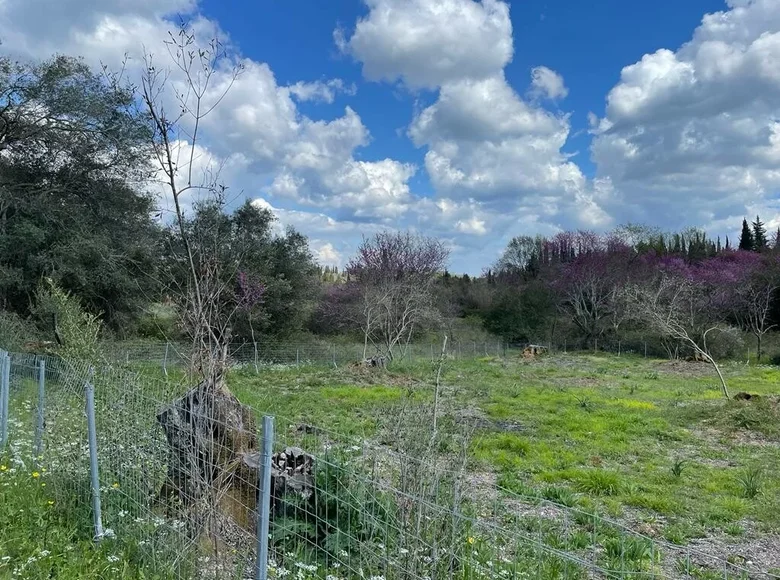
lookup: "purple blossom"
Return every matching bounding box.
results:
[236,271,265,311]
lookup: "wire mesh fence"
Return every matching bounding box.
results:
[98,337,671,377]
[1,347,777,579]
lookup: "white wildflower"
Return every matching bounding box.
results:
[295,562,318,573]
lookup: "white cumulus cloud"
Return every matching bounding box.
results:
[530,66,568,100]
[591,0,780,231]
[337,0,513,89]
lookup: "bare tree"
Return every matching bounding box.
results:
[733,263,780,362]
[626,276,731,398]
[347,232,449,362]
[140,25,243,382]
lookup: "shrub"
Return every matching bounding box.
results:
[0,310,36,351]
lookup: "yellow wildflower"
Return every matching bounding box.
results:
[0,465,7,471]
[32,471,40,478]
[48,500,54,506]
[112,482,120,489]
[467,536,475,545]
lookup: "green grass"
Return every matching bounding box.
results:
[1,388,191,579]
[6,350,779,577]
[227,352,780,539]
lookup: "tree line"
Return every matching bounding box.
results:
[2,51,780,373]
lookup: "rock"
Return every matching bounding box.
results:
[522,345,547,359]
[242,446,316,514]
[733,392,760,401]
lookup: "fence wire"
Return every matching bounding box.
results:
[0,348,777,580]
[98,338,685,377]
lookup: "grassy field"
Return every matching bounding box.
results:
[229,352,780,573]
[3,351,780,578]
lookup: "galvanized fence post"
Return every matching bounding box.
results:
[34,359,46,465]
[85,373,104,540]
[0,352,9,450]
[162,342,169,377]
[256,416,275,580]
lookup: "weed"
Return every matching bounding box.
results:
[737,466,763,499]
[663,522,705,545]
[724,523,745,536]
[603,536,655,569]
[671,458,687,478]
[572,470,622,496]
[564,530,591,550]
[574,395,593,411]
[541,485,579,507]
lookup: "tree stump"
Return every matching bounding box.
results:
[157,380,258,526]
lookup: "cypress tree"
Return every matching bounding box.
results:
[752,215,767,252]
[739,218,755,251]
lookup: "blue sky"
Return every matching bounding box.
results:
[201,0,726,180]
[1,0,779,273]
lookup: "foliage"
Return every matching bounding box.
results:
[739,219,755,252]
[163,200,320,343]
[0,55,159,334]
[671,459,687,478]
[270,451,395,560]
[571,469,622,496]
[0,310,37,350]
[33,279,102,363]
[737,466,763,499]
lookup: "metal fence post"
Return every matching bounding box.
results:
[34,359,46,465]
[332,344,337,368]
[162,342,169,377]
[85,375,104,540]
[256,416,275,580]
[0,353,9,450]
[296,348,300,368]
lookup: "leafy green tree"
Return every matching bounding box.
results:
[0,55,160,333]
[482,281,554,343]
[164,200,319,341]
[739,218,755,251]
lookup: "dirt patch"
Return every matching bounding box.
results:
[550,376,604,389]
[685,531,780,578]
[342,366,422,389]
[656,360,714,379]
